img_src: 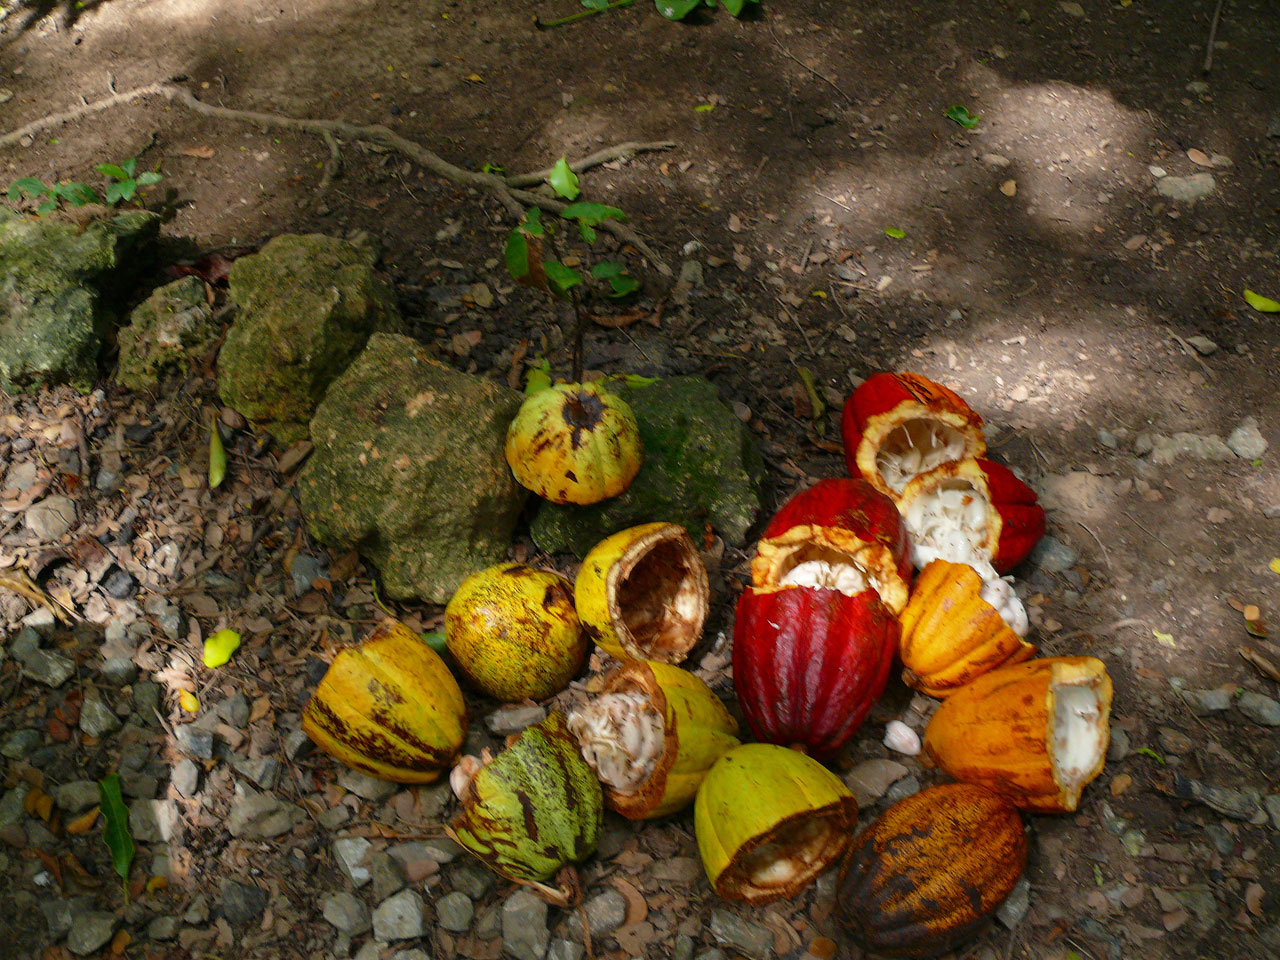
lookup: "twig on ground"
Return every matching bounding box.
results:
[1076,520,1111,571]
[767,27,853,105]
[1203,0,1226,73]
[1169,333,1214,379]
[317,130,341,195]
[506,140,676,187]
[1049,617,1149,646]
[1122,510,1176,554]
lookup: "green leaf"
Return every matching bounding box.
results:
[505,229,531,281]
[591,261,624,279]
[561,202,627,225]
[136,171,163,187]
[694,103,716,113]
[96,163,128,180]
[721,0,757,14]
[56,182,100,206]
[37,199,57,215]
[203,628,241,668]
[518,206,545,237]
[1243,289,1280,313]
[1134,747,1166,765]
[656,0,703,19]
[581,0,610,8]
[209,416,227,489]
[480,162,506,175]
[105,181,128,206]
[8,177,49,200]
[621,373,659,388]
[122,157,137,178]
[421,631,448,654]
[606,273,640,297]
[525,357,553,395]
[99,774,134,889]
[543,260,583,299]
[885,227,906,239]
[944,104,981,128]
[548,157,580,200]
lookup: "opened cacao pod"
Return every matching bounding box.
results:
[568,659,739,819]
[838,783,1027,958]
[842,372,986,498]
[898,559,1035,698]
[695,743,858,905]
[899,457,1045,576]
[734,585,898,758]
[302,620,467,783]
[574,522,709,664]
[923,656,1112,812]
[750,477,912,614]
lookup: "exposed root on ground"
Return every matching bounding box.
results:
[0,81,675,275]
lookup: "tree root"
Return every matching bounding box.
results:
[0,81,675,275]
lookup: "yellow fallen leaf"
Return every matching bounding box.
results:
[1000,179,1017,197]
[66,807,101,835]
[146,875,169,893]
[1243,289,1280,312]
[1244,604,1260,621]
[1152,629,1177,648]
[466,73,484,84]
[203,628,242,668]
[1270,558,1280,575]
[179,690,200,713]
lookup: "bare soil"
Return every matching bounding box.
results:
[2,2,1279,959]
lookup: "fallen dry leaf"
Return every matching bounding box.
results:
[180,145,216,159]
[1245,882,1264,917]
[1187,148,1212,166]
[1240,645,1280,682]
[1123,234,1147,250]
[1163,908,1189,932]
[1000,179,1017,196]
[610,876,648,926]
[1110,773,1133,796]
[65,807,100,835]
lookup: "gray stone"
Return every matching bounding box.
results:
[674,934,695,960]
[183,895,210,924]
[172,758,200,798]
[53,780,102,814]
[1182,688,1232,715]
[1265,794,1280,831]
[502,888,550,960]
[353,943,386,960]
[146,915,180,941]
[1108,727,1131,762]
[1157,726,1193,755]
[11,626,44,659]
[435,890,474,933]
[1186,336,1218,356]
[1,728,42,759]
[215,692,251,728]
[284,727,313,760]
[1228,418,1268,460]
[99,656,138,685]
[392,951,432,960]
[369,851,406,902]
[228,791,304,839]
[339,768,399,803]
[19,649,75,687]
[0,787,25,827]
[220,879,269,925]
[584,888,628,938]
[121,770,160,800]
[1176,885,1218,932]
[79,696,122,737]
[20,606,57,634]
[39,896,95,939]
[531,376,764,556]
[484,704,548,736]
[710,908,773,958]
[996,876,1031,928]
[233,756,281,791]
[372,888,425,941]
[96,469,124,495]
[219,234,402,444]
[25,495,76,541]
[386,841,440,882]
[1145,432,1235,465]
[323,891,372,935]
[319,805,352,830]
[844,759,909,806]
[299,334,526,602]
[695,952,727,960]
[1028,535,1078,574]
[65,911,119,955]
[334,836,374,887]
[129,798,178,843]
[884,774,922,805]
[291,554,328,597]
[116,276,220,391]
[547,940,585,960]
[0,208,160,393]
[1204,823,1235,856]
[1097,428,1118,449]
[133,682,161,724]
[4,460,38,490]
[174,724,215,759]
[1156,173,1216,204]
[1238,692,1280,726]
[1173,774,1262,821]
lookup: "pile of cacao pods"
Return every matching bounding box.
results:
[301,372,1114,958]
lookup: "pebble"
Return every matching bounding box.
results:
[319,805,352,830]
[548,940,586,960]
[133,682,162,724]
[435,891,474,932]
[4,460,38,490]
[845,759,909,806]
[996,876,1031,928]
[674,934,695,960]
[474,904,502,940]
[323,892,372,935]
[1,728,42,759]
[0,788,25,827]
[228,791,304,839]
[450,859,496,899]
[172,758,200,798]
[369,852,406,902]
[24,495,77,541]
[216,692,251,728]
[696,952,727,960]
[980,153,1011,168]
[1097,428,1118,449]
[99,657,138,685]
[392,951,431,960]
[183,895,210,924]
[334,836,374,887]
[884,774,922,804]
[1203,823,1235,856]
[584,888,628,937]
[147,916,180,941]
[65,912,119,955]
[1157,726,1193,755]
[710,909,773,959]
[502,888,550,960]
[1237,691,1280,726]
[1028,535,1078,574]
[1186,335,1218,356]
[353,943,386,960]
[372,888,425,941]
[387,842,440,882]
[1148,164,1167,178]
[130,798,178,843]
[53,780,102,813]
[484,704,548,736]
[1172,773,1262,821]
[221,879,269,925]
[1264,794,1280,831]
[233,756,281,791]
[1156,173,1216,203]
[19,649,76,687]
[174,725,215,759]
[291,554,329,597]
[339,768,399,802]
[80,696,123,737]
[284,728,314,760]
[1107,727,1131,762]
[1181,687,1232,715]
[1227,418,1268,460]
[39,896,95,939]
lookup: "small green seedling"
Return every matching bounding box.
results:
[656,0,758,21]
[6,156,161,215]
[944,104,981,128]
[95,157,163,206]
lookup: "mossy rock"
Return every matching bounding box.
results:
[298,333,527,603]
[115,276,221,391]
[530,376,764,557]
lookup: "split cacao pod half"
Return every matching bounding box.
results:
[448,711,603,886]
[695,743,858,905]
[842,372,986,498]
[898,457,1045,576]
[301,619,467,783]
[899,559,1035,698]
[568,659,739,819]
[923,656,1113,812]
[734,585,899,758]
[837,783,1028,959]
[505,380,642,505]
[574,522,709,664]
[751,477,912,614]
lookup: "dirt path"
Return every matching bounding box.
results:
[1,1,1278,959]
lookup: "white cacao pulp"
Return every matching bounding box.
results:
[779,559,874,597]
[979,576,1029,637]
[568,692,665,794]
[1053,682,1107,795]
[876,418,969,494]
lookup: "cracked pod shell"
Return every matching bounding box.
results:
[899,457,1046,574]
[733,586,899,758]
[505,380,642,505]
[923,656,1113,812]
[301,619,467,783]
[695,743,859,905]
[898,560,1036,698]
[837,783,1028,959]
[448,711,603,884]
[751,477,912,614]
[841,372,986,498]
[572,660,740,820]
[574,522,709,664]
[445,563,586,702]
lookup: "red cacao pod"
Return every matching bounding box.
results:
[842,372,986,498]
[751,477,912,614]
[733,585,899,758]
[899,457,1045,575]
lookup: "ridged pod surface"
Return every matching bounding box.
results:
[899,560,1036,697]
[733,586,899,758]
[695,743,858,905]
[301,620,467,783]
[448,712,603,883]
[837,783,1027,958]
